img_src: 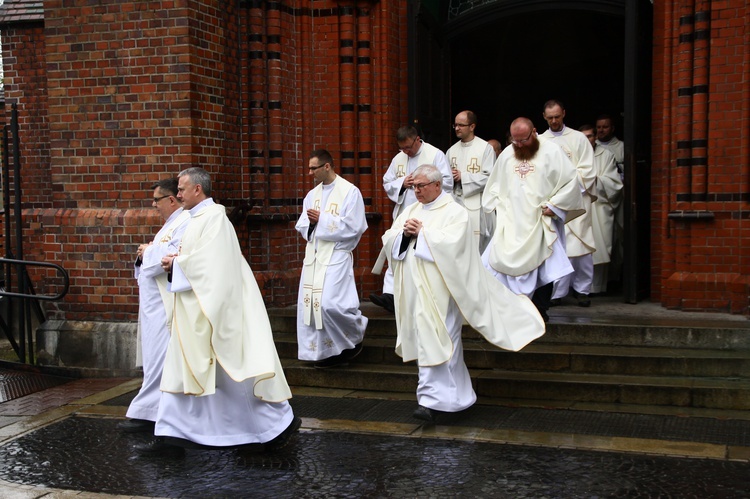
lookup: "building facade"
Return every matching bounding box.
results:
[0,0,747,368]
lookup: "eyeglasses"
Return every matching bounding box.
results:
[153,195,171,203]
[308,162,328,171]
[411,181,438,190]
[453,123,471,128]
[511,130,534,146]
[399,137,419,152]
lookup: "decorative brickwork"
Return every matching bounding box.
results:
[0,0,747,324]
[0,0,405,323]
[652,1,750,314]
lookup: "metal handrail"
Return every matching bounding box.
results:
[0,258,70,301]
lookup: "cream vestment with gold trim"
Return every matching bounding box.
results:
[161,202,291,402]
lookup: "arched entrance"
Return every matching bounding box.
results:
[409,0,653,303]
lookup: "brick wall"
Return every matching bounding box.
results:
[1,0,408,320]
[651,0,750,314]
[237,1,406,306]
[1,24,57,309]
[6,0,743,318]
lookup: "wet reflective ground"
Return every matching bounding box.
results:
[0,417,747,498]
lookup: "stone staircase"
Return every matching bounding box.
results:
[271,302,750,415]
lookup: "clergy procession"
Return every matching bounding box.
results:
[120,100,625,454]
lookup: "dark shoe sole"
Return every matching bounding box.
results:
[133,438,185,457]
[313,359,349,369]
[117,419,156,433]
[265,417,302,452]
[412,406,437,423]
[370,294,395,313]
[314,342,363,368]
[343,342,363,361]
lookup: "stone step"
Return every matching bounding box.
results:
[282,359,418,393]
[281,359,750,411]
[275,333,750,378]
[474,370,750,411]
[272,303,750,411]
[270,307,750,350]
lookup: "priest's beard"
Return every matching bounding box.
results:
[513,137,540,161]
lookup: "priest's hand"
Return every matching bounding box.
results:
[307,208,320,223]
[161,254,176,272]
[403,173,415,189]
[452,169,462,182]
[541,205,555,217]
[403,218,422,236]
[136,243,150,259]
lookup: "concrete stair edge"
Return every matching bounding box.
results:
[270,316,750,350]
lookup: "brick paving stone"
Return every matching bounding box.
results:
[0,378,128,417]
[0,368,71,403]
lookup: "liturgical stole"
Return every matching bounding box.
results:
[302,177,354,329]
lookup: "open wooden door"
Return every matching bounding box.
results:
[622,0,653,302]
[408,0,452,151]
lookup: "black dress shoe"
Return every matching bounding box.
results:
[577,293,591,307]
[342,342,363,362]
[412,405,438,423]
[117,418,155,433]
[314,342,363,369]
[265,417,302,452]
[133,437,185,457]
[313,355,347,369]
[370,293,395,313]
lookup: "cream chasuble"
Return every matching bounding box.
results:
[596,136,625,178]
[483,140,584,277]
[383,194,545,367]
[161,202,291,402]
[540,127,597,258]
[591,146,623,265]
[300,177,354,329]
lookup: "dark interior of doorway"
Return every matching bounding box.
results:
[449,9,636,299]
[449,10,625,145]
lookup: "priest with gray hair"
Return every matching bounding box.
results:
[378,164,545,423]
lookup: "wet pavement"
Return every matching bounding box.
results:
[1,415,749,499]
[0,380,748,498]
[0,299,747,498]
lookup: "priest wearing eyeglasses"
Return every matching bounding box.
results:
[380,164,545,423]
[295,149,368,369]
[371,125,453,314]
[119,178,190,435]
[445,110,496,254]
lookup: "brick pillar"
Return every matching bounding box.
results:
[355,1,378,293]
[339,2,357,179]
[653,0,750,314]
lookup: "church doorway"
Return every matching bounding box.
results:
[409,0,652,303]
[447,9,625,148]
